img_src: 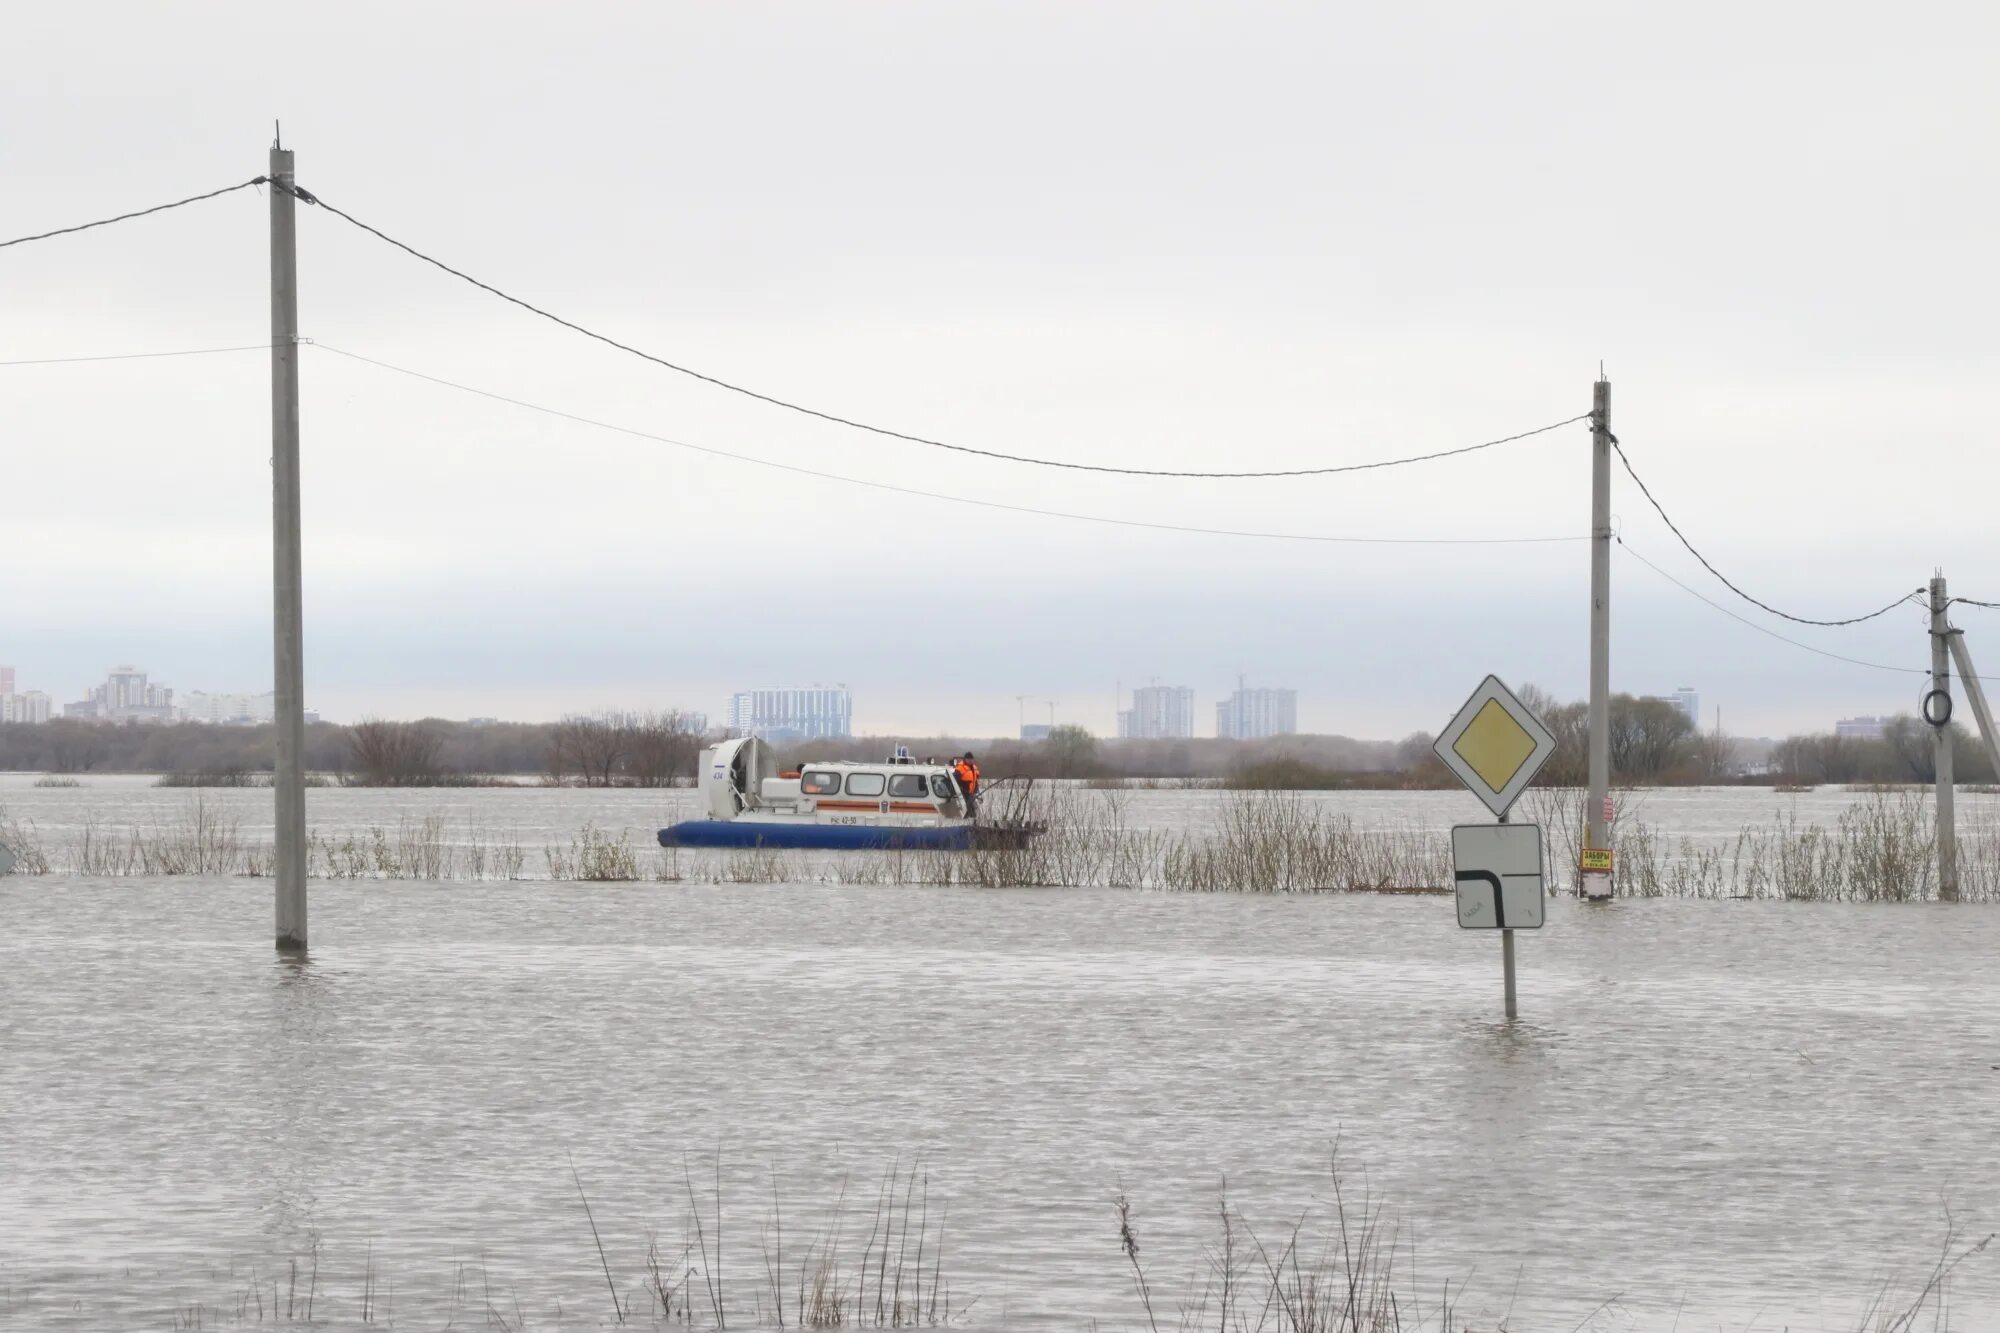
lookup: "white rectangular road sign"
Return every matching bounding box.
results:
[1452,823,1545,930]
[1432,675,1558,819]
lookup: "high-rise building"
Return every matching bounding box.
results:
[0,666,14,695]
[1217,685,1298,740]
[1646,688,1700,727]
[727,687,853,741]
[70,666,176,723]
[1117,685,1194,739]
[1836,716,1889,740]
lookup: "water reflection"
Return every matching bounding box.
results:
[0,877,1995,1331]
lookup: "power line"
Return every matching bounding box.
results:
[312,342,1587,548]
[0,178,268,251]
[1950,597,2000,610]
[0,343,274,367]
[288,183,1589,479]
[1618,537,1929,677]
[1608,435,1917,627]
[1636,544,2000,684]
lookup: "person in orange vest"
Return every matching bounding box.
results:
[953,752,981,816]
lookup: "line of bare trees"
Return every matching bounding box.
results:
[20,699,1981,790]
[544,711,708,787]
[343,711,709,787]
[1769,717,1995,785]
[0,713,712,785]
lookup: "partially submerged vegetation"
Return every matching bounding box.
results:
[1617,791,1982,901]
[1115,1154,1992,1333]
[37,1150,1993,1331]
[103,1156,963,1332]
[3,788,1998,900]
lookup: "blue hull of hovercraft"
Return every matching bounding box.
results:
[657,821,976,851]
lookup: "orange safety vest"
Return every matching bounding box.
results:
[954,761,979,794]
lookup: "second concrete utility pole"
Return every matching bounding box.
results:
[1584,376,1613,900]
[270,140,308,951]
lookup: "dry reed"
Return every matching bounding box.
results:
[8,788,2000,901]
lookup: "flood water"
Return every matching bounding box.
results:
[3,782,1999,1329]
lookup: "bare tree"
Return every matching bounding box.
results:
[1686,725,1737,781]
[1045,724,1098,779]
[45,721,108,774]
[1608,695,1695,779]
[1883,715,1935,782]
[347,719,447,786]
[624,711,705,787]
[551,713,631,788]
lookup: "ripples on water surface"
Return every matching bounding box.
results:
[2,783,1999,1329]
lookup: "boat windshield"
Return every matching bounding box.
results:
[800,770,842,796]
[888,773,930,799]
[930,773,956,800]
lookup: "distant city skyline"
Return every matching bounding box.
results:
[0,663,324,728]
[0,653,1933,745]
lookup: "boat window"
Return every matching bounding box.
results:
[800,770,842,795]
[931,773,956,800]
[888,773,929,799]
[845,772,886,797]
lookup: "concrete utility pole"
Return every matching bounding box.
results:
[1930,573,1957,902]
[1583,376,1613,899]
[270,141,308,950]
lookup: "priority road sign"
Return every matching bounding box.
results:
[1452,823,1545,930]
[1433,675,1557,819]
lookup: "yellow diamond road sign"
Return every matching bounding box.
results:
[1434,675,1557,818]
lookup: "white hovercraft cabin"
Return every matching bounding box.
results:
[657,738,981,850]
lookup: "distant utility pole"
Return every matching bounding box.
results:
[270,140,308,950]
[1583,376,1613,900]
[1929,572,1957,902]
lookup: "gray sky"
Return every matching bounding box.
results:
[4,1,1997,739]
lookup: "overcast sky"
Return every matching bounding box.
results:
[3,1,1997,739]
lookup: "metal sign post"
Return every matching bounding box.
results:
[1435,676,1556,1019]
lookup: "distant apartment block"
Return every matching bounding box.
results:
[1646,687,1700,727]
[0,690,52,724]
[1217,686,1297,740]
[728,687,852,741]
[1836,716,1890,740]
[1019,723,1053,742]
[180,690,278,726]
[0,666,14,695]
[68,665,175,723]
[1118,685,1194,740]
